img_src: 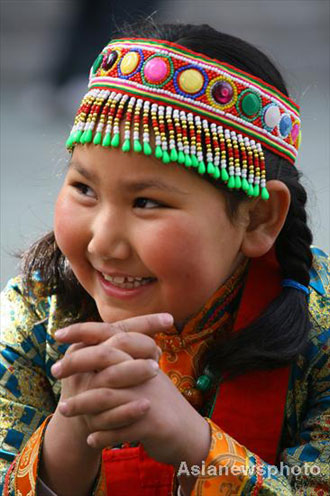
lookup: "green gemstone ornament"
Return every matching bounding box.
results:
[92,53,103,74]
[162,150,170,163]
[242,178,250,191]
[73,129,83,143]
[261,187,270,200]
[213,167,221,179]
[93,132,102,145]
[133,140,142,153]
[155,146,163,159]
[185,154,192,167]
[196,375,212,392]
[191,155,199,167]
[227,176,236,189]
[102,133,111,147]
[221,168,229,181]
[235,176,242,189]
[178,151,185,164]
[143,142,152,155]
[170,148,178,162]
[122,139,131,152]
[207,162,215,174]
[111,133,120,148]
[198,161,206,174]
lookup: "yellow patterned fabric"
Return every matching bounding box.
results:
[0,248,329,495]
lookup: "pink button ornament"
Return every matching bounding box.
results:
[144,57,168,83]
[291,123,300,142]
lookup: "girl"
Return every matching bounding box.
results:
[1,21,329,496]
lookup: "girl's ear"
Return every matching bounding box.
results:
[241,180,291,258]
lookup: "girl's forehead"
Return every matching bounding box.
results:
[70,144,217,196]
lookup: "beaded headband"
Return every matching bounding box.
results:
[66,38,301,200]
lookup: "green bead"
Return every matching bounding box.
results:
[122,139,130,152]
[170,148,178,162]
[111,133,120,147]
[198,161,206,174]
[221,168,229,181]
[133,140,142,152]
[65,134,74,148]
[178,151,185,164]
[253,184,260,197]
[196,375,212,392]
[185,154,192,167]
[235,176,242,189]
[261,187,270,200]
[155,146,163,158]
[227,176,235,189]
[143,142,152,155]
[162,150,170,163]
[93,132,102,145]
[213,167,221,179]
[102,133,111,147]
[242,178,250,191]
[247,184,254,197]
[92,53,103,74]
[85,129,93,143]
[207,162,215,174]
[191,155,199,167]
[79,130,87,144]
[73,129,83,143]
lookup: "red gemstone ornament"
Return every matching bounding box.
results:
[102,50,118,71]
[212,81,233,104]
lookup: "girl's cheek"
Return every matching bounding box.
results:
[54,194,86,256]
[141,217,206,279]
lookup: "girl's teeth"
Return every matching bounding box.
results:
[101,273,153,288]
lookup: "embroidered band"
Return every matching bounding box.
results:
[66,38,302,200]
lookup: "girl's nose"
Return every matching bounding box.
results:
[87,212,132,261]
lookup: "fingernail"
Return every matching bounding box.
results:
[87,435,96,448]
[139,399,150,413]
[51,361,62,377]
[54,329,67,339]
[156,346,162,361]
[160,313,174,326]
[150,360,159,372]
[59,402,68,414]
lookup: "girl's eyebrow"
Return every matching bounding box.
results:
[68,161,189,195]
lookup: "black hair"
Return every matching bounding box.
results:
[17,20,313,380]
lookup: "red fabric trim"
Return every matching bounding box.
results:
[211,249,291,464]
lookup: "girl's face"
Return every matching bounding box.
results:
[54,145,247,327]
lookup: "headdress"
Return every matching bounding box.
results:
[66,38,301,200]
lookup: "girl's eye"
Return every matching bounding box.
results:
[71,182,95,198]
[133,197,165,209]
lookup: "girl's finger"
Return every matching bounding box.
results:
[87,399,150,432]
[54,313,174,344]
[90,359,159,389]
[51,346,133,379]
[58,387,131,416]
[103,332,161,361]
[86,422,146,450]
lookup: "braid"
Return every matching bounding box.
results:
[275,163,313,286]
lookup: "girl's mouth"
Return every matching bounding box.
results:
[97,271,157,299]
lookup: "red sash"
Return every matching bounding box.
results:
[103,250,291,493]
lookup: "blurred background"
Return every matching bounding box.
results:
[1,0,329,289]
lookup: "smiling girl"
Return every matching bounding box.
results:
[1,22,329,496]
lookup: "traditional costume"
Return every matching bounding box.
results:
[1,38,329,495]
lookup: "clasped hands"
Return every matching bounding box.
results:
[51,313,211,469]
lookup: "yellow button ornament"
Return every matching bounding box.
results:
[120,51,140,75]
[178,68,204,94]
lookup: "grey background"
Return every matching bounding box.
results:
[1,0,329,290]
